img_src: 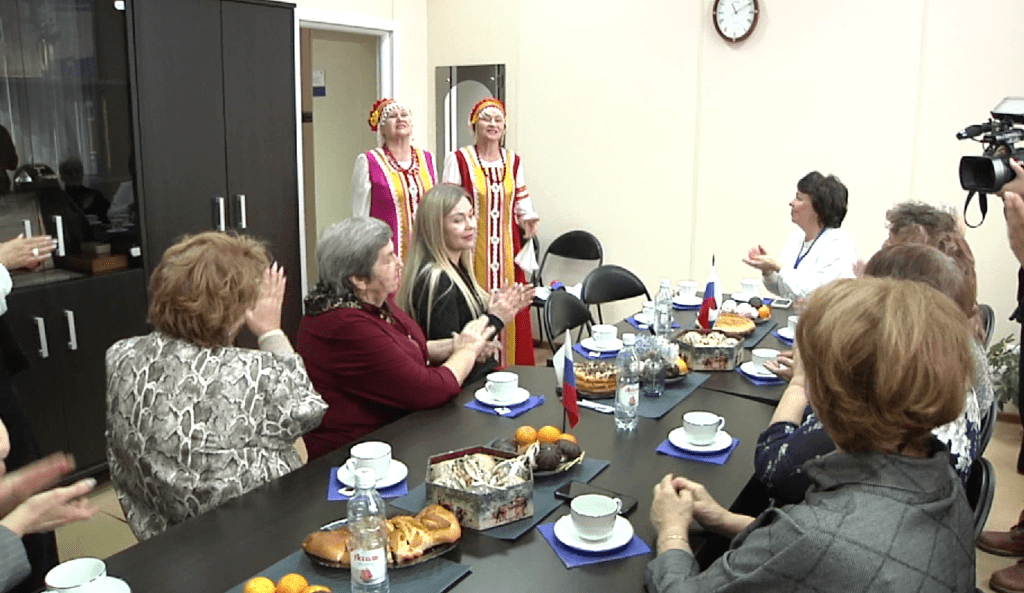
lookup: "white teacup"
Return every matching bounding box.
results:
[676,280,698,298]
[570,494,622,541]
[591,324,618,348]
[346,441,392,482]
[682,411,725,446]
[740,278,760,296]
[642,300,655,318]
[788,315,799,334]
[45,557,106,592]
[485,371,519,402]
[751,348,780,374]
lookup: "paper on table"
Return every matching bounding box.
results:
[536,522,652,569]
[734,366,786,386]
[656,438,739,465]
[327,468,408,501]
[464,395,545,418]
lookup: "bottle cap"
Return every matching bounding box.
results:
[660,278,671,287]
[354,467,377,489]
[622,333,636,346]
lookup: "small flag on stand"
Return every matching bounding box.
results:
[562,330,579,429]
[697,255,720,329]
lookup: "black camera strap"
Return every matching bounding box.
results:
[964,191,988,228]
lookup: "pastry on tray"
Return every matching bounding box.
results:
[712,313,756,335]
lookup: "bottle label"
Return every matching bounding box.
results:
[351,547,387,585]
[617,383,639,407]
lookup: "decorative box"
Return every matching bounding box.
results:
[425,446,533,530]
[676,329,745,371]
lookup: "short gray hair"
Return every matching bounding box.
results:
[317,217,392,294]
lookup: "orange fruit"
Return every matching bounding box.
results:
[276,574,309,593]
[244,577,276,593]
[676,358,688,374]
[557,433,577,445]
[758,305,771,319]
[537,425,562,444]
[515,425,538,446]
[299,586,331,593]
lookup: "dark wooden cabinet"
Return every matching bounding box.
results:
[131,0,302,338]
[7,270,149,472]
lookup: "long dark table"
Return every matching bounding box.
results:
[104,366,775,593]
[612,298,795,405]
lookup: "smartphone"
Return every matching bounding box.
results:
[554,481,638,515]
[770,298,793,309]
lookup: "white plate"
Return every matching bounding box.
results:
[580,337,623,353]
[337,459,409,489]
[776,327,795,341]
[739,361,776,379]
[730,292,755,303]
[672,295,702,307]
[475,386,530,407]
[633,312,651,325]
[553,515,634,553]
[668,427,734,453]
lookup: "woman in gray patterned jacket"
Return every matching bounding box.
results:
[105,232,327,541]
[647,277,976,592]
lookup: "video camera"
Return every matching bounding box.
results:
[958,97,1024,193]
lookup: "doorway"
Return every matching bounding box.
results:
[294,9,395,296]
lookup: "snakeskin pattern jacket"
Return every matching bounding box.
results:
[105,332,327,541]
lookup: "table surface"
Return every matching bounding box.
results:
[614,298,795,405]
[104,366,776,593]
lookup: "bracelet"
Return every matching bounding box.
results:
[660,534,687,542]
[257,329,285,345]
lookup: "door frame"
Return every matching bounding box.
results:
[292,7,398,299]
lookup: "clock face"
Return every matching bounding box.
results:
[714,0,759,42]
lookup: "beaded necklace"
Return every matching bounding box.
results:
[382,145,418,175]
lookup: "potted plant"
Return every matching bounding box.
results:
[988,334,1020,410]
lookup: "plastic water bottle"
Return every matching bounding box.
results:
[348,468,390,593]
[615,333,640,430]
[654,278,673,338]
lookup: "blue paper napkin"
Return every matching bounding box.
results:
[672,303,700,311]
[734,365,786,386]
[537,522,652,568]
[464,395,545,418]
[327,467,410,501]
[573,342,618,359]
[656,438,739,465]
[626,317,679,331]
[772,329,794,346]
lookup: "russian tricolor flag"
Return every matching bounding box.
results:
[562,330,579,428]
[697,256,721,330]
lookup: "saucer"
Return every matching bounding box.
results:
[475,387,530,407]
[553,515,634,553]
[740,361,776,378]
[633,312,651,325]
[337,459,408,489]
[668,427,733,453]
[580,337,623,353]
[776,327,795,341]
[672,295,702,307]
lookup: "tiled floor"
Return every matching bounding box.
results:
[55,405,1024,590]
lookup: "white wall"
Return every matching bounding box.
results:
[427,0,1024,342]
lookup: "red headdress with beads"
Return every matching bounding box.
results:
[469,97,506,127]
[368,98,397,132]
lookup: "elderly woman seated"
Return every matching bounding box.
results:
[296,217,495,460]
[754,244,991,505]
[106,232,327,541]
[647,277,975,591]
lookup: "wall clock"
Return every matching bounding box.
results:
[713,0,759,43]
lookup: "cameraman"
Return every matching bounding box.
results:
[978,157,1024,592]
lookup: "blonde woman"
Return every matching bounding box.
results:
[351,98,437,261]
[442,98,538,365]
[398,184,533,384]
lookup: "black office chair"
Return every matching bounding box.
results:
[965,457,996,540]
[543,290,593,354]
[531,231,604,344]
[581,264,651,324]
[977,396,999,456]
[979,303,995,348]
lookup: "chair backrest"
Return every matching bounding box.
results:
[580,264,651,324]
[965,457,996,540]
[977,394,999,456]
[543,290,593,352]
[537,230,604,286]
[979,303,995,348]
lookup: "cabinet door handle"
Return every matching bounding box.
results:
[52,215,65,256]
[213,196,226,231]
[22,219,32,237]
[64,310,78,351]
[235,194,247,229]
[33,317,49,359]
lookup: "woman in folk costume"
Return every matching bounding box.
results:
[351,98,437,261]
[442,98,538,366]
